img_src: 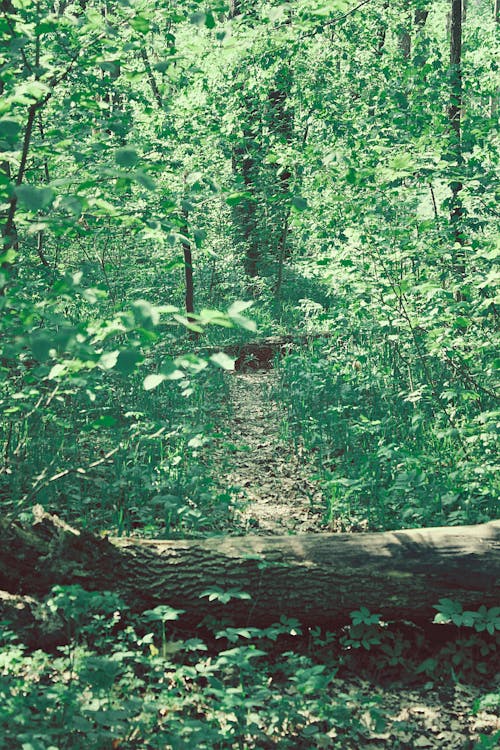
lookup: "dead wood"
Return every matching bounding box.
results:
[197,331,335,370]
[1,508,498,640]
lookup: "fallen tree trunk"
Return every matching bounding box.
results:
[1,508,499,631]
[197,332,335,370]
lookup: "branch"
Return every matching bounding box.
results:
[140,48,163,109]
[23,446,121,503]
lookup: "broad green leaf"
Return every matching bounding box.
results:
[346,167,357,184]
[130,14,150,33]
[143,605,183,622]
[193,229,206,248]
[228,300,253,316]
[173,314,203,333]
[98,61,120,74]
[160,359,185,379]
[0,119,21,144]
[226,191,253,206]
[205,11,216,28]
[210,352,235,370]
[116,349,143,374]
[154,60,171,73]
[188,435,204,448]
[199,308,232,327]
[58,195,84,218]
[0,249,17,264]
[144,373,166,390]
[30,332,52,361]
[291,195,308,212]
[115,148,139,167]
[91,415,116,428]
[227,300,256,331]
[99,351,119,370]
[15,184,54,210]
[48,363,67,379]
[132,299,159,328]
[190,12,206,25]
[134,170,156,190]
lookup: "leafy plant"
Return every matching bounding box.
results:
[434,600,500,634]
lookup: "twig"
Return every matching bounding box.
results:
[24,446,121,502]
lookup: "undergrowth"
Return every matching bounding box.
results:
[1,587,499,750]
[272,331,498,531]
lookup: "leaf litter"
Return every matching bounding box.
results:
[213,370,325,535]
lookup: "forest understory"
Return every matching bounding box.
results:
[1,0,499,746]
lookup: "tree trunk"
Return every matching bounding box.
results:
[491,0,500,117]
[1,508,498,633]
[449,0,465,284]
[181,206,195,321]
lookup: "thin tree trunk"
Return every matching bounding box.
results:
[140,48,163,109]
[181,205,195,321]
[449,0,465,285]
[491,0,500,117]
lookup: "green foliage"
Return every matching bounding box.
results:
[1,588,498,749]
[434,599,500,634]
[273,325,498,529]
[0,0,498,745]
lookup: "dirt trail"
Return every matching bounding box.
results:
[216,370,324,535]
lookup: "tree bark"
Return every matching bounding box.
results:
[491,0,500,117]
[449,0,465,284]
[1,508,498,633]
[181,206,195,321]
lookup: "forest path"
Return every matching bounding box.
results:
[215,370,325,535]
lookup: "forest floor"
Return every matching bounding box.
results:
[209,368,500,749]
[214,369,325,535]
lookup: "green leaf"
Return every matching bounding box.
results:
[190,12,206,26]
[59,195,84,218]
[142,605,184,622]
[91,415,116,428]
[144,373,167,390]
[30,332,52,361]
[346,167,357,184]
[199,308,232,326]
[115,349,143,374]
[226,191,253,206]
[130,15,150,33]
[193,229,206,248]
[173,314,203,333]
[0,249,17,264]
[160,359,184,379]
[134,170,156,190]
[205,11,216,29]
[228,300,253,316]
[154,60,171,73]
[0,119,21,144]
[210,352,235,370]
[99,351,119,370]
[199,587,251,602]
[48,363,67,379]
[132,299,159,328]
[226,300,257,332]
[15,184,54,210]
[292,195,308,212]
[115,148,139,167]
